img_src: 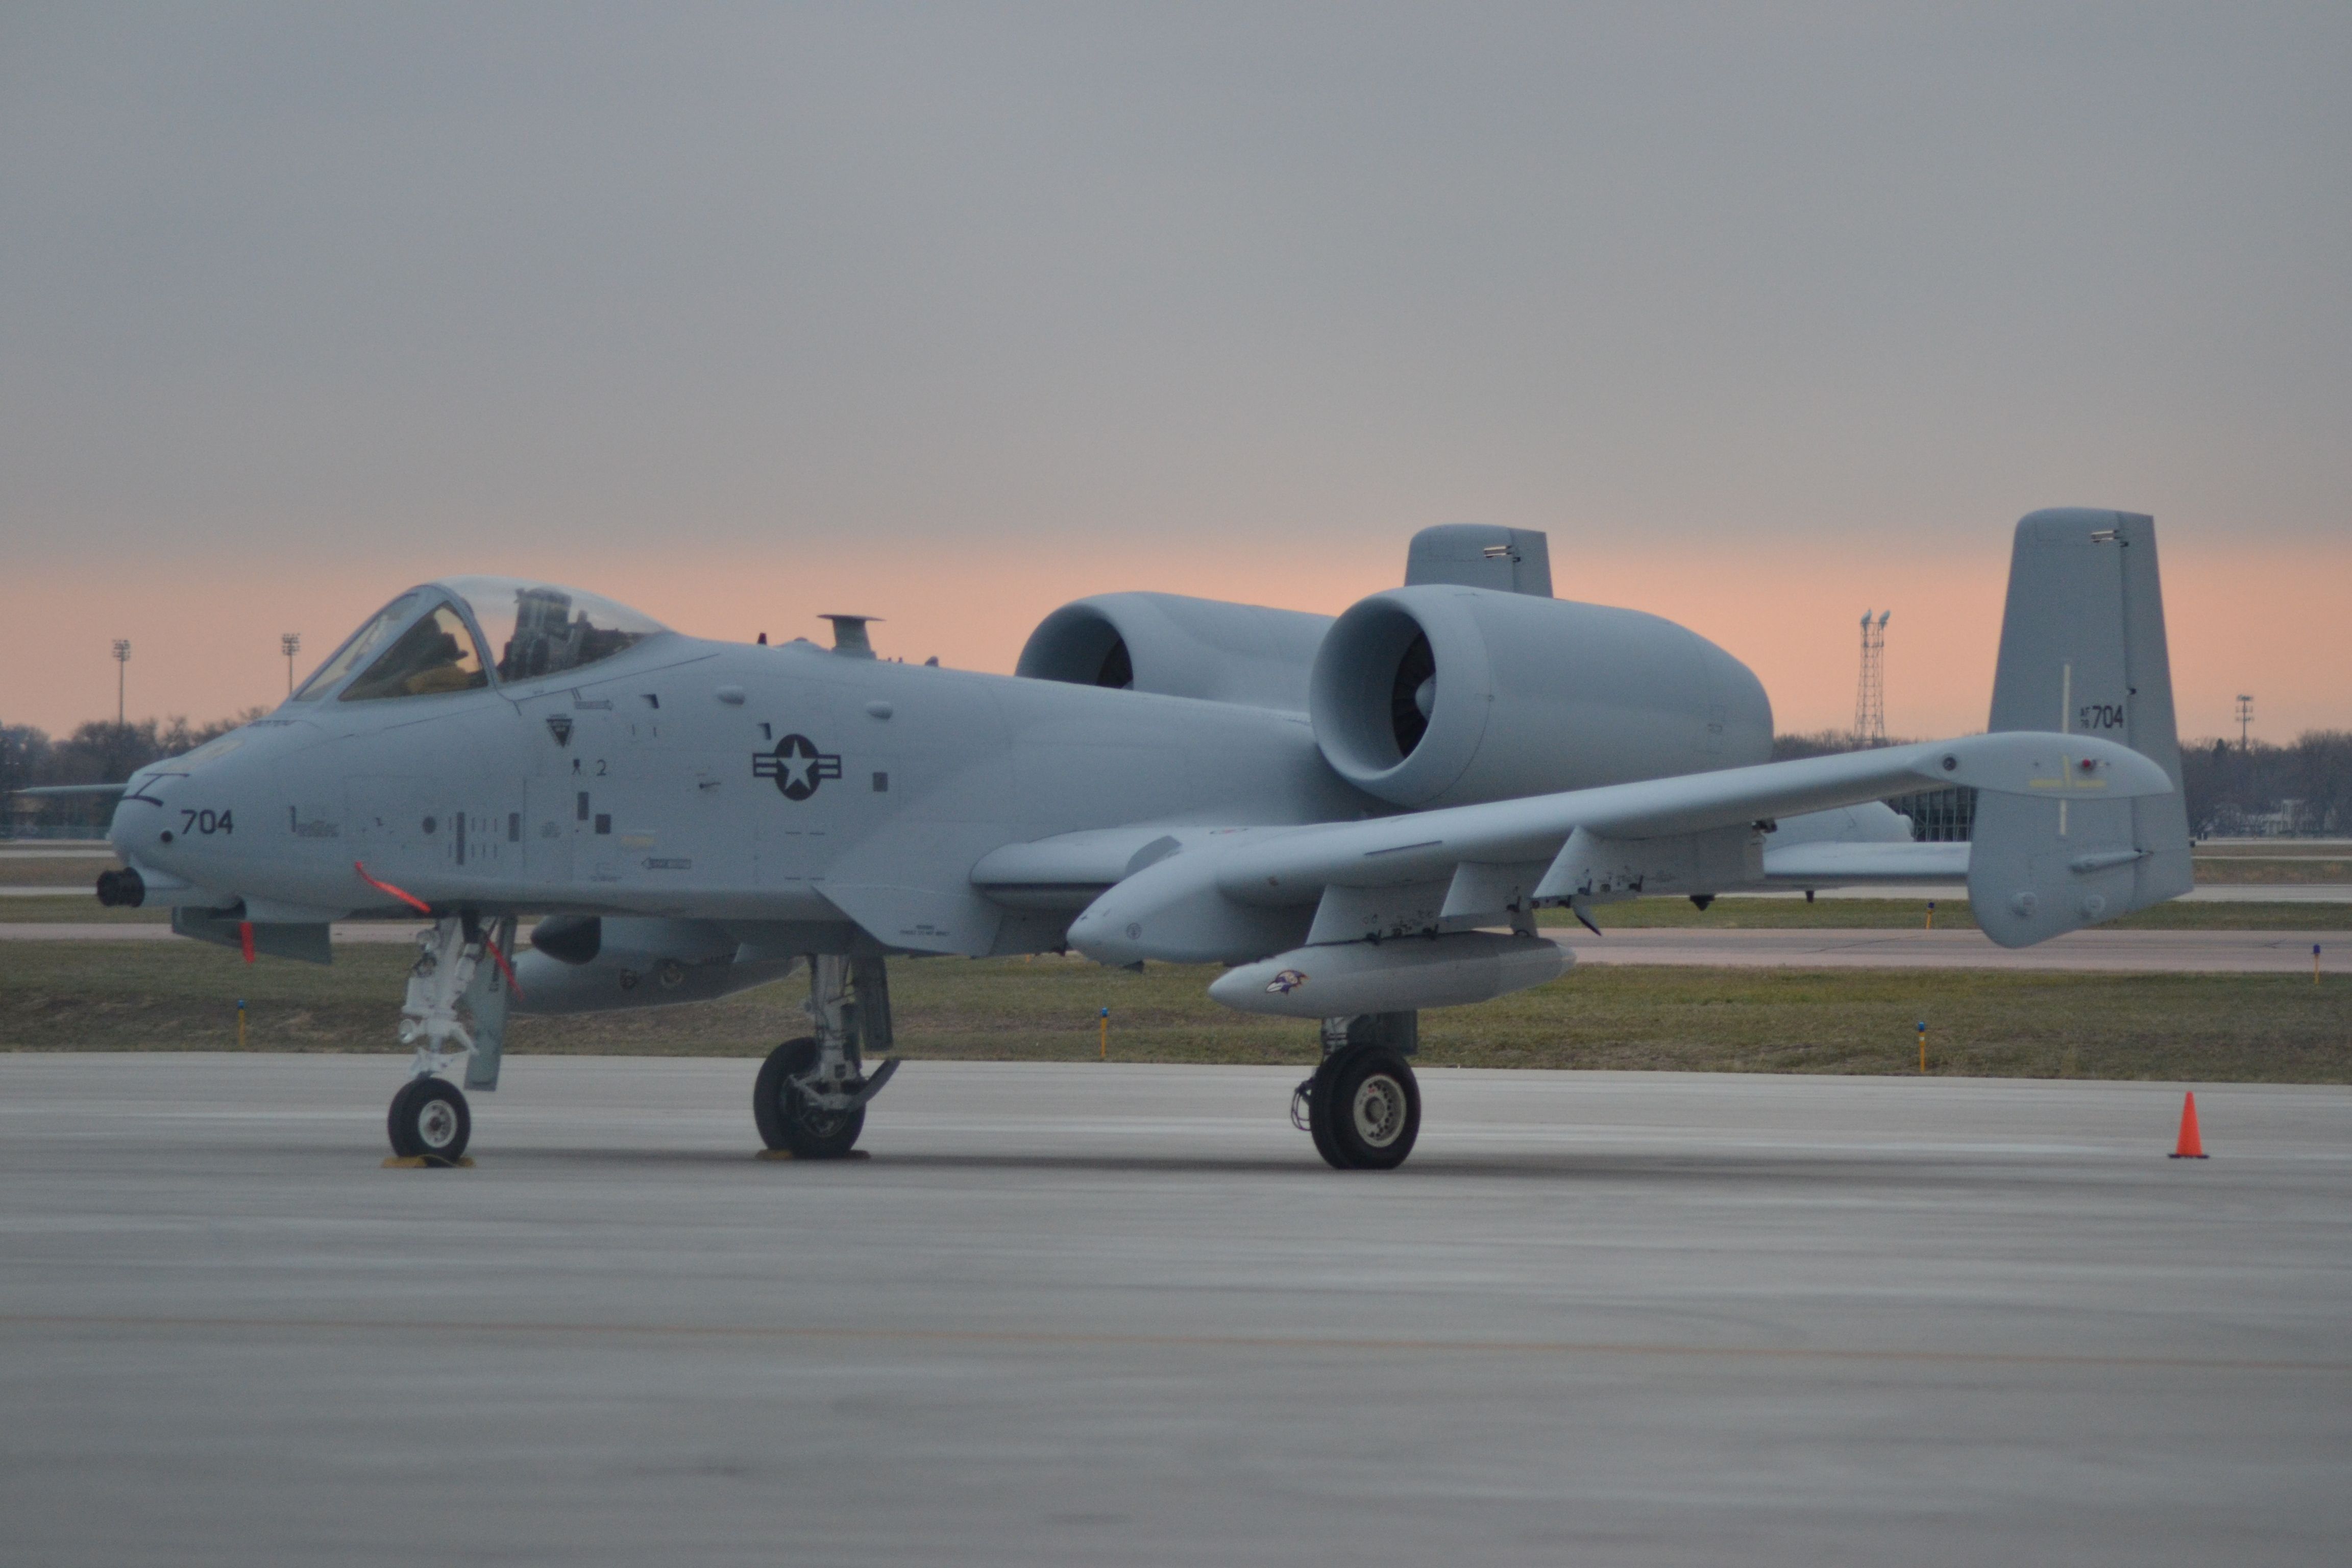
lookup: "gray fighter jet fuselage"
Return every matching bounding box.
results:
[119,629,1371,933]
[96,516,2193,1169]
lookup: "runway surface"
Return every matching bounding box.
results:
[6,920,2342,971]
[3,1055,2348,1566]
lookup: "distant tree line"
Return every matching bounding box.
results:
[2,711,268,834]
[2180,730,2352,837]
[1775,728,2352,839]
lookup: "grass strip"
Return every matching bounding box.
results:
[3,942,2343,1083]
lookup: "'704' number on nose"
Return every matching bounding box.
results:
[180,808,233,836]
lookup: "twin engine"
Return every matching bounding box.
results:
[1021,525,1771,809]
[1307,586,1772,807]
[1016,592,1332,712]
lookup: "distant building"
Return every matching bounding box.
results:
[1885,786,1974,843]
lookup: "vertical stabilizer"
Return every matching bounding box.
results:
[1405,525,1553,597]
[1969,509,2193,946]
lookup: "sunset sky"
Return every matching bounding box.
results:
[6,5,2347,744]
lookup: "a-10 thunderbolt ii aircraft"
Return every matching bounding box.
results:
[91,509,2188,1169]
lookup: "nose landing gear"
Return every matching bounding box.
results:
[382,913,511,1162]
[1294,1012,1422,1170]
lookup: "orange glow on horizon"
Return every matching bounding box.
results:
[5,532,2345,746]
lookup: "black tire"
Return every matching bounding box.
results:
[1299,1070,1342,1167]
[387,1077,471,1161]
[1308,1045,1419,1170]
[754,1038,867,1158]
[386,1079,424,1157]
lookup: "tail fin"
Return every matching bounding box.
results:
[1969,509,2193,947]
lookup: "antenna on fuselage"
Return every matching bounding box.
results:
[820,615,881,659]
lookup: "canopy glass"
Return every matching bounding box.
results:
[287,579,669,703]
[440,577,668,683]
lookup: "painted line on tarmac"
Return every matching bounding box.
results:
[5,1311,2346,1376]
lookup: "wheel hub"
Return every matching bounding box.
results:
[1351,1074,1405,1148]
[415,1097,459,1149]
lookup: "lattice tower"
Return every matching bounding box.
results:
[1853,610,1890,745]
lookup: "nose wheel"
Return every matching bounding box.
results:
[387,1077,472,1161]
[1297,1043,1420,1170]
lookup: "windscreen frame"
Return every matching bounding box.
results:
[336,597,495,703]
[284,590,429,703]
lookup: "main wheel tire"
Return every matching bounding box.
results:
[1308,1045,1419,1170]
[1299,1071,1342,1167]
[387,1077,471,1161]
[754,1037,867,1159]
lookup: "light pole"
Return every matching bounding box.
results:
[112,640,131,726]
[282,633,302,695]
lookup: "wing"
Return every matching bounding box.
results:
[1046,731,2170,965]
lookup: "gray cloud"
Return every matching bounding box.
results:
[6,2,2348,561]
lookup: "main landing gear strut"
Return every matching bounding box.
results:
[754,953,900,1159]
[1293,1012,1422,1170]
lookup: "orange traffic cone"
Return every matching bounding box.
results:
[2169,1092,2208,1159]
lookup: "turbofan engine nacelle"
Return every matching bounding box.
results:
[1017,592,1332,712]
[511,916,800,1015]
[1309,585,1772,808]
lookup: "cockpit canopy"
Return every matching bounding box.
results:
[290,578,668,703]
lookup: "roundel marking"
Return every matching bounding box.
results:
[752,733,844,800]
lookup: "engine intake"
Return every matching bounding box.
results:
[1017,593,1331,712]
[1309,585,1772,808]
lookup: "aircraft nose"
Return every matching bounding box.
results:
[107,773,170,863]
[109,738,277,879]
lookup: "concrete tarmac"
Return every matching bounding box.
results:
[3,1055,2348,1566]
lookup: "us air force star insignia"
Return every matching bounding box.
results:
[753,733,843,800]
